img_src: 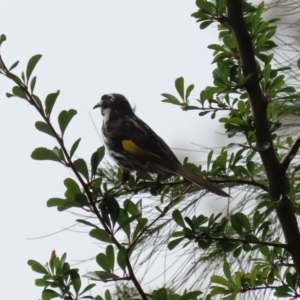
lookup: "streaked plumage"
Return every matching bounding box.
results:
[94,93,229,197]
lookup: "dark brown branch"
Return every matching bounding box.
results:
[213,178,268,192]
[225,0,300,276]
[277,262,294,267]
[0,54,149,300]
[195,235,289,250]
[240,286,277,292]
[226,1,280,198]
[281,134,300,173]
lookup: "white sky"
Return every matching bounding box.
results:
[0,1,230,298]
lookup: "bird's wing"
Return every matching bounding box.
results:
[109,115,180,164]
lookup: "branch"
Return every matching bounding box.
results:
[226,0,280,198]
[213,178,268,192]
[0,54,148,300]
[240,285,277,293]
[280,134,300,172]
[195,235,289,250]
[225,0,300,277]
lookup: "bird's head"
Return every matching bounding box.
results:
[93,94,134,120]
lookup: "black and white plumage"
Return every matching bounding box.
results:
[94,93,229,197]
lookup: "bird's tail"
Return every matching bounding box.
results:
[175,163,229,197]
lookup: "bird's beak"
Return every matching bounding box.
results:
[93,102,101,110]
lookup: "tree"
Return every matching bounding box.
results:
[1,0,300,299]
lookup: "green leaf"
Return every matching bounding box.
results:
[26,54,42,82]
[235,212,251,231]
[35,279,51,287]
[175,77,185,100]
[70,138,81,158]
[29,261,49,274]
[223,34,236,49]
[223,262,232,282]
[72,277,81,296]
[45,91,60,116]
[246,161,255,176]
[274,286,293,297]
[35,121,55,137]
[259,245,269,256]
[297,58,300,70]
[132,218,148,240]
[31,147,61,162]
[116,209,131,238]
[244,234,259,242]
[7,72,22,84]
[64,178,81,199]
[90,228,113,243]
[233,247,242,258]
[96,253,111,273]
[200,20,213,29]
[8,60,19,71]
[124,199,140,215]
[58,109,77,135]
[76,219,99,229]
[211,275,236,289]
[32,94,43,110]
[0,34,6,46]
[168,237,184,250]
[172,209,185,228]
[117,246,127,272]
[104,290,112,300]
[199,111,209,116]
[104,197,120,227]
[73,158,89,181]
[79,283,96,296]
[42,289,60,299]
[115,213,141,235]
[21,71,25,82]
[161,93,181,105]
[232,212,251,232]
[75,193,89,206]
[47,198,76,211]
[178,291,202,300]
[156,288,168,300]
[106,245,115,272]
[53,147,65,162]
[185,84,195,101]
[30,76,37,93]
[91,146,105,176]
[12,86,27,99]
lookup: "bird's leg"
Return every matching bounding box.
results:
[121,171,130,184]
[155,175,165,192]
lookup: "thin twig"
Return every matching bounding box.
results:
[281,134,300,172]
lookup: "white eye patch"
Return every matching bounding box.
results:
[102,108,111,123]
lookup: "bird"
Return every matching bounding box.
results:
[93,93,229,197]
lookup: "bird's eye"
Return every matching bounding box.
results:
[101,100,107,110]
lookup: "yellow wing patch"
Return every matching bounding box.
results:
[122,139,147,157]
[122,139,163,161]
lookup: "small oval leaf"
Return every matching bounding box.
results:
[45,91,60,116]
[35,121,55,137]
[26,54,42,82]
[31,147,61,162]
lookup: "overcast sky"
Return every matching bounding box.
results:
[0,1,233,298]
